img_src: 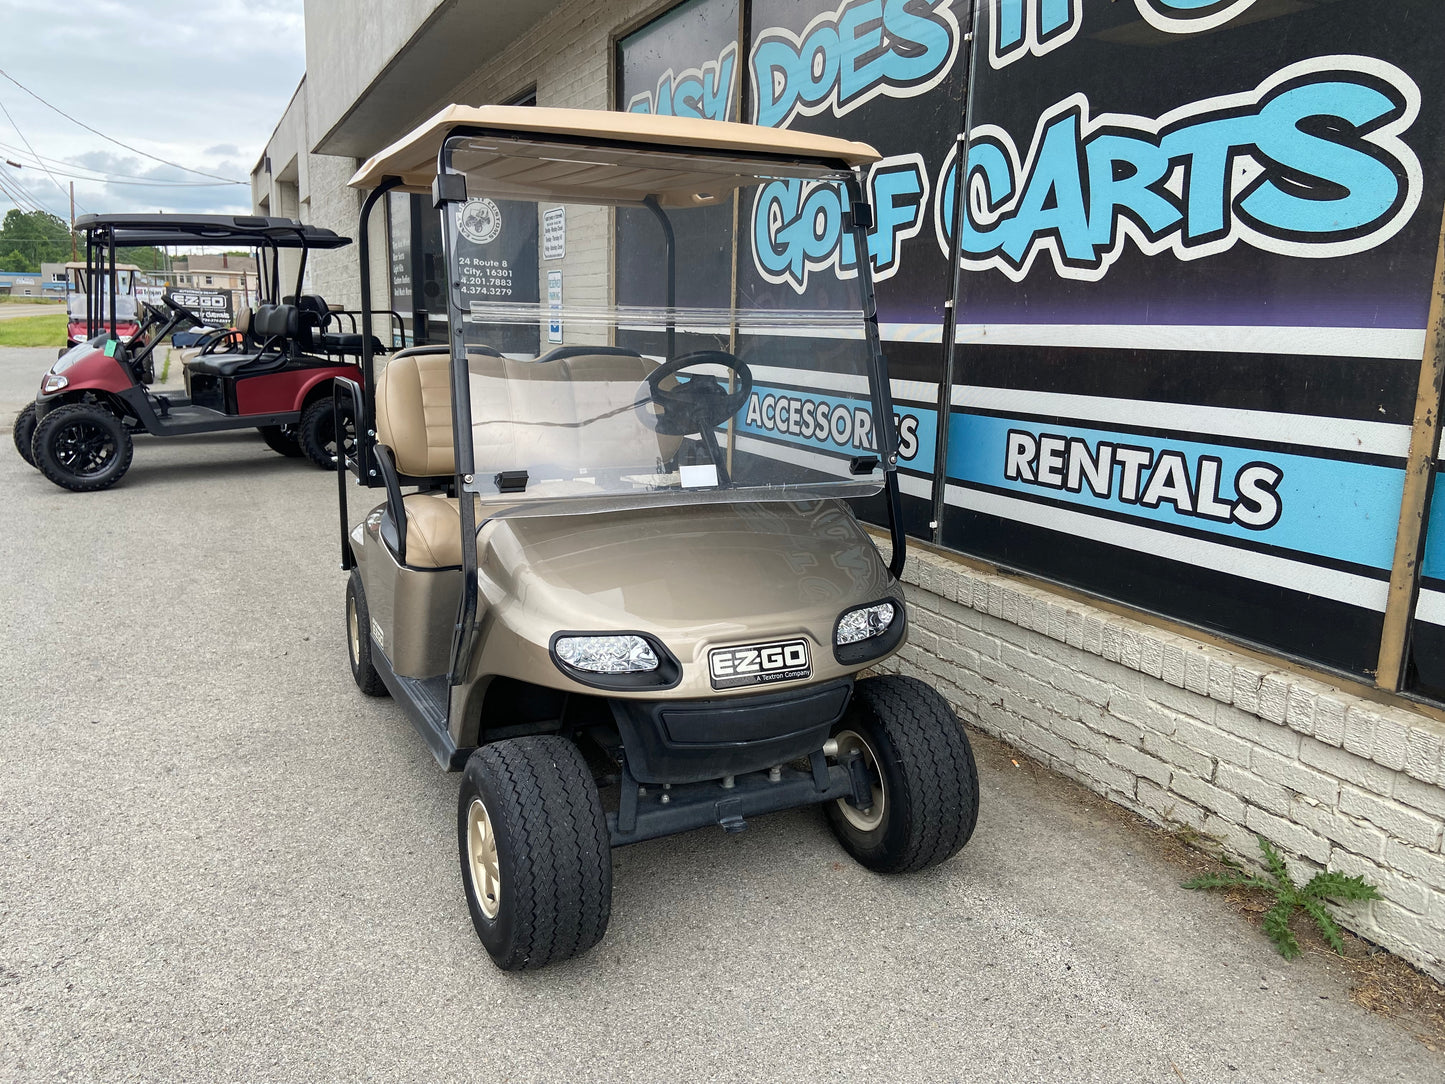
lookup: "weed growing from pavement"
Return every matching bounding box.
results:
[1183,835,1381,959]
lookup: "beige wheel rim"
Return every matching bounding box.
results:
[466,797,502,919]
[347,593,361,665]
[833,728,885,832]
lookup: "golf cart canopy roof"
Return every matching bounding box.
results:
[349,105,881,204]
[72,213,351,249]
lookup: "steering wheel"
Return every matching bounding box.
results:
[638,350,753,436]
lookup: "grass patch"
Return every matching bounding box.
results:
[0,295,62,304]
[0,314,67,347]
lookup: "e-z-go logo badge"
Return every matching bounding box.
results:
[459,199,502,245]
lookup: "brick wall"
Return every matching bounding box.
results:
[873,543,1445,980]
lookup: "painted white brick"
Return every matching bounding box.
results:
[1342,705,1377,759]
[1172,773,1247,822]
[1250,747,1341,805]
[1184,649,1211,695]
[1217,762,1290,817]
[1213,703,1301,758]
[1257,674,1290,725]
[1403,726,1444,785]
[1298,740,1395,796]
[1283,684,1317,738]
[1075,750,1135,795]
[1371,714,1411,773]
[1173,714,1251,768]
[1137,779,1205,830]
[1338,787,1444,850]
[1245,806,1331,864]
[1394,773,1445,820]
[1383,840,1445,890]
[1291,800,1389,863]
[1141,730,1213,781]
[1313,694,1348,747]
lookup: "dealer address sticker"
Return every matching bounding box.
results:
[708,637,811,690]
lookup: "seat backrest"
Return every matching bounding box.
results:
[377,347,681,483]
[252,302,298,344]
[234,306,252,341]
[375,351,456,477]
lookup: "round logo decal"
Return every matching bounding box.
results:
[459,198,502,245]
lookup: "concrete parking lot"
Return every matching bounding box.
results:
[0,343,1440,1083]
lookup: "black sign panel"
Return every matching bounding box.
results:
[166,287,233,330]
[942,0,1445,677]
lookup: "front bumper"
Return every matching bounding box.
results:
[610,677,853,784]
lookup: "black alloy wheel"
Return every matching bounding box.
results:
[299,398,356,470]
[31,403,134,492]
[258,423,305,458]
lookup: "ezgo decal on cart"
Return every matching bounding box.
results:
[709,637,812,690]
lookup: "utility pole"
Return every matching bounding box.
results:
[69,182,75,262]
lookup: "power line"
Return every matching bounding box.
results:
[0,141,242,187]
[0,67,246,184]
[0,92,81,213]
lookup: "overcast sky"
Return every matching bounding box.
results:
[0,0,305,221]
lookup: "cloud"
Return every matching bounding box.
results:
[0,0,304,216]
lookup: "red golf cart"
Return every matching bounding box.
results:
[63,259,142,350]
[13,213,400,491]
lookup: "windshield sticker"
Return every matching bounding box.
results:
[459,199,503,246]
[938,56,1423,282]
[750,0,960,129]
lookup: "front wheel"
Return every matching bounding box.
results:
[458,736,612,971]
[12,402,38,466]
[825,675,979,874]
[31,403,134,492]
[298,396,354,470]
[257,423,304,458]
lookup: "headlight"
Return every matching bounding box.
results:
[554,634,658,674]
[41,373,68,393]
[835,602,896,645]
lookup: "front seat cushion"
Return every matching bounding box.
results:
[403,493,462,568]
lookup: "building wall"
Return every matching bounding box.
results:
[874,543,1445,980]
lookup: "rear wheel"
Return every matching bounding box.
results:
[31,403,133,492]
[12,402,38,466]
[258,423,304,458]
[458,736,612,970]
[298,397,354,470]
[824,675,979,874]
[345,570,387,697]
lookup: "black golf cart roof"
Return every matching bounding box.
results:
[72,213,351,249]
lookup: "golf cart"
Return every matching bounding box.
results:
[63,259,143,350]
[336,106,978,970]
[13,214,400,491]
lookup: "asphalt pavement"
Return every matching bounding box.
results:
[0,304,63,321]
[0,344,1440,1083]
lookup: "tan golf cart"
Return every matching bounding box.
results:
[335,106,978,970]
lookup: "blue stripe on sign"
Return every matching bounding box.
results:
[734,383,938,475]
[946,413,1404,570]
[1421,483,1445,580]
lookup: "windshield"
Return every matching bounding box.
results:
[442,133,885,516]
